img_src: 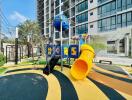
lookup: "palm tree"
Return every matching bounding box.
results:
[18,20,42,58]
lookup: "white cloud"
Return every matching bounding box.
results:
[10,11,28,23]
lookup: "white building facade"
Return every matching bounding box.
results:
[37,0,132,57]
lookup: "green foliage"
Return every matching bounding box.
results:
[23,56,28,59]
[18,20,41,45]
[0,53,6,66]
[37,60,47,65]
[89,35,106,53]
[18,61,33,65]
[0,68,6,74]
[89,42,106,52]
[3,38,15,44]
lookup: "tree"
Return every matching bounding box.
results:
[18,20,42,58]
[18,20,41,44]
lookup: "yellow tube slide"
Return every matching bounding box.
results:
[70,44,95,80]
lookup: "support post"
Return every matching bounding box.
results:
[60,16,63,71]
[115,39,120,54]
[15,27,18,64]
[27,34,31,58]
[125,34,129,56]
[68,20,71,66]
[6,46,7,63]
[131,30,132,57]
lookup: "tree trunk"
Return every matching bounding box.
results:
[40,37,47,57]
[40,39,45,57]
[27,43,31,58]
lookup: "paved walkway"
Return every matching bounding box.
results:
[4,62,15,66]
[95,56,132,66]
[95,52,132,66]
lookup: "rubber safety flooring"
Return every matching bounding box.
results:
[0,64,132,100]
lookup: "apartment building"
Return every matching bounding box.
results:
[37,0,132,57]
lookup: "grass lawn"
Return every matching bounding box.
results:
[0,67,7,74]
[18,61,33,65]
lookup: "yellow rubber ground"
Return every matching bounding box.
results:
[1,65,132,100]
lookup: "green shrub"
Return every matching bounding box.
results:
[89,43,106,53]
[23,56,28,59]
[0,67,6,74]
[0,53,6,66]
[31,60,47,65]
[37,60,46,65]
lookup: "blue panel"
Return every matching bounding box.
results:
[46,45,54,57]
[68,45,79,58]
[55,45,61,56]
[62,45,69,58]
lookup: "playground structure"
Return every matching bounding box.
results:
[44,43,95,80]
[43,14,95,80]
[71,44,95,80]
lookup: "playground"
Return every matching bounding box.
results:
[0,14,132,100]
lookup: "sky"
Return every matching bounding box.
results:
[1,0,36,36]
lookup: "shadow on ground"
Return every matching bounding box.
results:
[0,73,48,100]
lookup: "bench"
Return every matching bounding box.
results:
[99,60,112,65]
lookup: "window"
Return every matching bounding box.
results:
[90,25,93,28]
[76,24,88,34]
[98,16,117,32]
[85,12,88,20]
[55,0,59,7]
[98,7,102,15]
[106,18,110,30]
[82,13,85,22]
[76,12,88,23]
[111,16,116,29]
[76,0,88,13]
[98,1,116,17]
[102,5,106,14]
[90,12,93,16]
[81,2,85,11]
[117,15,122,28]
[122,0,127,10]
[55,32,59,39]
[85,0,88,9]
[90,0,93,3]
[85,24,88,33]
[46,28,49,33]
[76,27,78,34]
[111,1,116,14]
[117,0,122,11]
[106,3,111,12]
[98,20,102,31]
[127,12,132,25]
[82,24,85,33]
[122,13,126,27]
[127,0,132,8]
[102,19,107,31]
[55,7,59,15]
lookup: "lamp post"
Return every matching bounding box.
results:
[15,27,18,64]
